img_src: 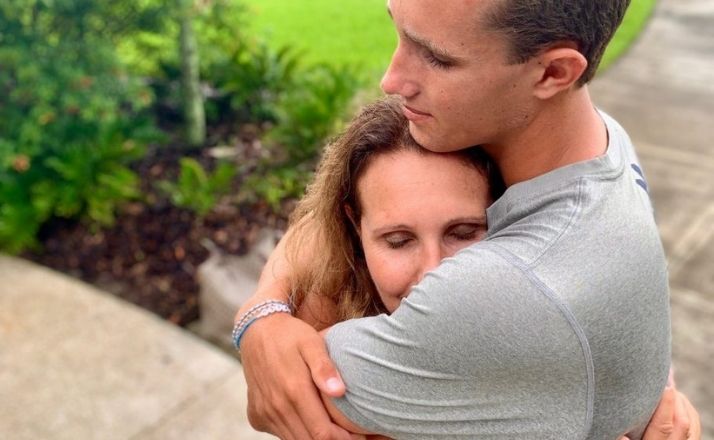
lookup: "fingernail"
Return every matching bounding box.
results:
[326,378,343,392]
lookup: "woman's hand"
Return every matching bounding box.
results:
[240,312,352,440]
[620,386,701,440]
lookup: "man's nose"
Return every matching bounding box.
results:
[381,44,419,99]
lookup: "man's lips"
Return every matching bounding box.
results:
[402,104,432,122]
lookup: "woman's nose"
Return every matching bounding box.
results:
[416,244,444,282]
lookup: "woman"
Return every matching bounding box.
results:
[285,97,503,325]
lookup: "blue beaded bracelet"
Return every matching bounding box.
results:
[232,300,292,353]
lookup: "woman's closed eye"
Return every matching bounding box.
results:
[447,223,486,242]
[384,232,414,249]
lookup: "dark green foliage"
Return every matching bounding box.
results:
[124,1,254,130]
[245,64,362,212]
[0,0,160,253]
[267,64,362,165]
[0,119,156,253]
[243,167,313,213]
[157,158,236,218]
[0,0,366,251]
[208,43,301,123]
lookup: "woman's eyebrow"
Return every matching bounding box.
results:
[372,224,412,236]
[447,216,488,227]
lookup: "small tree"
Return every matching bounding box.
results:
[179,0,206,148]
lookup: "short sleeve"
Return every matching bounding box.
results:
[324,245,591,439]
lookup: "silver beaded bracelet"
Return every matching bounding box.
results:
[232,300,293,353]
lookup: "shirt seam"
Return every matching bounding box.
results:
[529,177,586,267]
[482,243,595,440]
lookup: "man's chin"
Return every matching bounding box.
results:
[408,122,435,149]
[408,123,462,153]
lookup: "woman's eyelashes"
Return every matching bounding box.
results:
[384,232,414,249]
[447,223,485,241]
[381,223,485,250]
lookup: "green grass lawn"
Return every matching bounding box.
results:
[244,0,657,83]
[601,0,658,69]
[244,0,396,82]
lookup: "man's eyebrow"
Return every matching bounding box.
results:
[403,28,460,61]
[385,3,463,62]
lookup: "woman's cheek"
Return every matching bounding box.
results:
[370,252,414,310]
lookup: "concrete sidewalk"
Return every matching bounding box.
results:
[0,255,271,440]
[590,0,714,435]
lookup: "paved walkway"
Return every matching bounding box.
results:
[0,256,271,440]
[590,0,714,436]
[1,0,712,438]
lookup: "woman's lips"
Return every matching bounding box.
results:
[403,104,432,122]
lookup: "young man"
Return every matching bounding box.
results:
[236,1,699,438]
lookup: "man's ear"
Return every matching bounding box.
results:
[344,204,360,236]
[532,46,588,99]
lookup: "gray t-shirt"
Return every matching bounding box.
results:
[325,111,671,439]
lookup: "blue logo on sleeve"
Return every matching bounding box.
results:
[631,164,648,192]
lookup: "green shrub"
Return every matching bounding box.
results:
[243,166,313,212]
[266,63,362,165]
[116,0,248,78]
[0,0,367,249]
[0,120,155,253]
[118,0,268,130]
[157,157,236,217]
[242,63,362,212]
[0,0,160,253]
[196,2,299,126]
[207,42,301,124]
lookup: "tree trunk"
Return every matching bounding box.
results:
[179,0,205,148]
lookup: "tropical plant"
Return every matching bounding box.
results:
[243,63,362,212]
[157,158,236,217]
[266,64,362,165]
[0,0,160,253]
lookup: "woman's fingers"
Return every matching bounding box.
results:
[241,314,352,440]
[301,332,346,397]
[642,386,678,439]
[639,386,702,440]
[677,391,701,439]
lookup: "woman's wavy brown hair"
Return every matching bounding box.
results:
[285,97,503,322]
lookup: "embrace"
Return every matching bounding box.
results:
[234,0,700,439]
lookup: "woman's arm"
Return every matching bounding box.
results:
[295,288,341,330]
[235,230,353,439]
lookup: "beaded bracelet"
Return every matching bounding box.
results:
[232,300,293,353]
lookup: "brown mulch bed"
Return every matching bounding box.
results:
[23,141,291,327]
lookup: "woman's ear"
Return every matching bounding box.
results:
[532,46,588,99]
[344,204,360,236]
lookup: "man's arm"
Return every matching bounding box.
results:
[321,382,701,440]
[238,232,702,439]
[321,249,594,438]
[236,231,353,440]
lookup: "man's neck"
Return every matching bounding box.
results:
[484,86,608,187]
